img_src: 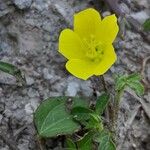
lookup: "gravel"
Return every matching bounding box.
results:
[13,0,32,9]
[0,0,150,149]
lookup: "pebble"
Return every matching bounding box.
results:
[80,81,93,97]
[65,81,79,96]
[13,0,32,9]
[0,114,3,123]
[26,76,35,85]
[102,11,111,17]
[43,68,53,80]
[131,11,149,24]
[25,103,34,114]
[42,23,52,32]
[28,88,40,98]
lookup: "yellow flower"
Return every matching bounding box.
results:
[59,8,119,80]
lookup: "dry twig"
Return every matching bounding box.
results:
[126,89,150,120]
[117,105,141,150]
[141,56,150,89]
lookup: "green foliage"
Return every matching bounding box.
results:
[127,81,144,96]
[77,131,95,150]
[0,61,25,84]
[143,18,150,31]
[34,94,115,149]
[94,130,116,150]
[96,93,110,115]
[66,138,77,150]
[85,113,103,131]
[71,106,94,121]
[71,97,89,108]
[115,73,144,96]
[34,97,80,137]
[71,106,103,130]
[115,75,127,91]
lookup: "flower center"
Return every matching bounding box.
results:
[83,35,104,62]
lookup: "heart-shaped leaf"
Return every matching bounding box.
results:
[34,97,80,137]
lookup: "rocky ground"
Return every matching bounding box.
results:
[0,0,150,150]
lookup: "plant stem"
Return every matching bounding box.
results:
[37,136,45,150]
[100,75,107,92]
[99,75,110,128]
[112,89,124,142]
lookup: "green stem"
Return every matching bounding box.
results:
[99,75,110,129]
[112,88,124,142]
[100,75,107,92]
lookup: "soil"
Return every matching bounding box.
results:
[0,0,150,150]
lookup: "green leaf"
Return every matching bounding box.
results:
[71,106,103,130]
[71,97,89,109]
[98,139,116,150]
[34,97,80,137]
[115,73,144,96]
[71,106,94,121]
[126,73,142,82]
[93,130,108,143]
[85,113,103,131]
[95,93,109,115]
[115,75,126,91]
[127,81,144,96]
[77,131,95,150]
[96,130,116,150]
[66,138,77,150]
[143,18,150,31]
[0,61,25,84]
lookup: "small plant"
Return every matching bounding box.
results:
[0,61,25,85]
[143,18,150,31]
[33,8,144,149]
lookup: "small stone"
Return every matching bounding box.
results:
[43,68,53,80]
[43,34,51,42]
[0,102,5,113]
[102,11,111,17]
[13,0,32,9]
[26,76,34,85]
[25,98,39,115]
[42,23,51,32]
[65,82,79,96]
[28,88,39,98]
[0,114,3,123]
[25,103,34,114]
[131,11,149,24]
[80,81,93,97]
[119,3,130,14]
[4,109,12,117]
[50,92,62,97]
[0,42,11,53]
[18,140,29,150]
[25,19,35,26]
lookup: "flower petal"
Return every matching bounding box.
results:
[74,8,101,39]
[59,29,86,59]
[66,59,97,80]
[96,14,119,44]
[94,44,117,75]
